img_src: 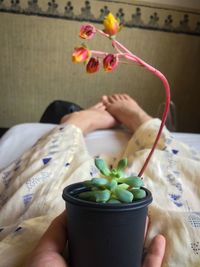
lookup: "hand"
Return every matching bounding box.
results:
[142,234,166,267]
[25,212,166,267]
[25,211,68,267]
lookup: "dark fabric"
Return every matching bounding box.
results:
[40,100,83,124]
[0,128,9,138]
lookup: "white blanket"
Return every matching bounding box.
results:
[0,119,200,267]
[1,122,200,170]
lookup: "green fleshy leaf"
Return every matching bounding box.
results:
[91,178,108,187]
[117,183,129,190]
[79,189,111,203]
[131,189,146,200]
[115,188,133,203]
[93,189,111,203]
[78,191,96,201]
[106,179,118,191]
[95,158,110,176]
[117,158,128,171]
[111,168,123,178]
[118,176,144,188]
[111,168,118,176]
[83,180,93,188]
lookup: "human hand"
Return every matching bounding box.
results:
[25,212,166,267]
[142,234,166,267]
[25,211,68,267]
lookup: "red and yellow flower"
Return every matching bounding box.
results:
[103,13,120,36]
[72,46,90,63]
[103,54,118,72]
[79,24,96,39]
[86,57,100,74]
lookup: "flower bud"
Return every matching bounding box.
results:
[103,12,120,36]
[86,57,100,73]
[72,47,90,63]
[79,24,96,39]
[103,54,118,72]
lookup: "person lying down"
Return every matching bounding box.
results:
[0,94,199,267]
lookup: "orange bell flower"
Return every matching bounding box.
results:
[79,24,96,39]
[103,54,118,72]
[86,57,100,73]
[72,47,90,63]
[103,13,120,36]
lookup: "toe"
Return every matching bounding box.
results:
[118,94,126,100]
[92,102,105,110]
[114,94,121,100]
[102,95,109,105]
[109,94,120,102]
[122,94,130,100]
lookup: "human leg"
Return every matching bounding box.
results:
[60,101,118,134]
[102,93,152,132]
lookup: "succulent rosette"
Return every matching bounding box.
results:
[79,158,146,203]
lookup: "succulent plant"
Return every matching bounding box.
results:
[79,158,146,203]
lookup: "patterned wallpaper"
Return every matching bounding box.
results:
[0,0,200,36]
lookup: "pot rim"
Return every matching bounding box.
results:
[63,182,152,211]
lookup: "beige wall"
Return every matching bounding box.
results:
[0,5,200,132]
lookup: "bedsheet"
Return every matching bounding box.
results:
[0,122,200,170]
[0,119,200,267]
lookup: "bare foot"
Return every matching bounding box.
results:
[102,94,152,132]
[60,102,118,134]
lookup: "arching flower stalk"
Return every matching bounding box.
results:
[72,12,171,177]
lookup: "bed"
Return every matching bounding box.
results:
[0,121,200,267]
[0,122,200,170]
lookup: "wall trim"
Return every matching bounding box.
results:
[0,0,200,36]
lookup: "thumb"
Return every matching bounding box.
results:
[142,234,166,267]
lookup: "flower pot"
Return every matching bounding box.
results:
[62,182,152,267]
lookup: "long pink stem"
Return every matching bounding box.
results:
[90,50,107,57]
[138,69,170,177]
[114,41,171,177]
[91,50,123,59]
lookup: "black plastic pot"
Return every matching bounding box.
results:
[62,182,152,267]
